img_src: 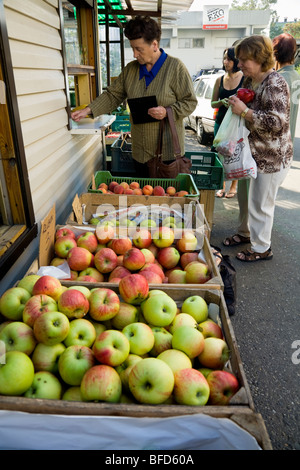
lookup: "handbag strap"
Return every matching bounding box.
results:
[155,107,182,158]
[166,106,182,157]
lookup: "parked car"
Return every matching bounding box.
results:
[192,68,223,81]
[185,71,225,144]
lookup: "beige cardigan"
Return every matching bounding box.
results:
[89,55,197,163]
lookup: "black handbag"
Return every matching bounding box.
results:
[147,107,192,178]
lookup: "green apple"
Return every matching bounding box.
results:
[122,322,155,355]
[92,329,130,366]
[80,364,122,402]
[168,312,198,334]
[0,321,36,355]
[152,226,174,248]
[111,302,140,330]
[181,295,208,323]
[140,219,156,228]
[0,287,31,321]
[173,368,210,406]
[24,371,62,400]
[157,349,192,374]
[31,342,66,374]
[149,326,173,356]
[33,311,70,345]
[17,274,40,295]
[64,318,97,348]
[89,319,107,337]
[198,337,230,369]
[0,351,35,396]
[171,325,205,358]
[162,216,176,227]
[141,293,177,327]
[128,357,174,404]
[62,386,83,401]
[115,354,142,391]
[68,285,91,299]
[58,344,95,386]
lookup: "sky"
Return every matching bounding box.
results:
[189,0,300,22]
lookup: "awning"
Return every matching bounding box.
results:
[97,0,195,25]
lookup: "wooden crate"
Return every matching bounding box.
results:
[0,288,271,449]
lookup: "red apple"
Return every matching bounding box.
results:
[123,247,145,271]
[32,276,64,302]
[132,228,152,249]
[176,231,198,252]
[206,370,239,405]
[76,231,98,253]
[55,227,76,240]
[140,262,165,281]
[119,274,149,305]
[94,247,118,273]
[67,247,93,271]
[110,237,132,255]
[139,270,163,284]
[108,265,131,282]
[198,319,224,339]
[157,246,180,270]
[57,289,90,319]
[180,252,199,269]
[23,294,58,327]
[95,224,115,244]
[88,287,120,321]
[80,364,122,403]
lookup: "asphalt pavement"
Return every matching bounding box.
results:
[185,116,300,451]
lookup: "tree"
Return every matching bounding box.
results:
[231,0,278,20]
[283,22,300,39]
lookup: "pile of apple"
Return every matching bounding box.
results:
[0,273,239,406]
[51,225,210,285]
[96,180,189,197]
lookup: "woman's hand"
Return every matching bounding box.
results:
[221,98,229,108]
[228,96,245,115]
[71,106,91,122]
[148,106,167,120]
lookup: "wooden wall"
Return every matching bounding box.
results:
[1,0,103,292]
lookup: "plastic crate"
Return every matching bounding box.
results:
[88,171,199,197]
[110,135,135,173]
[186,151,224,190]
[111,117,131,132]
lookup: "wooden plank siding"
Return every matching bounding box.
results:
[1,0,103,293]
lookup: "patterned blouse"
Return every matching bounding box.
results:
[244,71,293,173]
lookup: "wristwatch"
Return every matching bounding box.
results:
[241,107,249,118]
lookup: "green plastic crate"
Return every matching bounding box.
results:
[88,171,199,197]
[186,151,224,190]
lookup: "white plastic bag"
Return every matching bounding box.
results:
[213,108,257,180]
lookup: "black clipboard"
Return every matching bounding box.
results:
[127,96,158,124]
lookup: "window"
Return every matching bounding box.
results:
[99,25,123,89]
[195,79,206,98]
[178,38,205,48]
[0,1,37,279]
[160,38,170,49]
[61,1,100,113]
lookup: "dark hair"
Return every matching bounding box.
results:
[124,16,161,44]
[223,47,240,72]
[272,33,297,64]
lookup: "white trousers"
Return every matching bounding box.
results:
[237,165,290,253]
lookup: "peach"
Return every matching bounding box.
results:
[108,181,119,192]
[114,184,124,194]
[124,188,134,195]
[175,190,189,197]
[166,186,176,196]
[142,185,153,195]
[120,181,129,189]
[153,185,165,196]
[130,182,140,190]
[133,188,143,195]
